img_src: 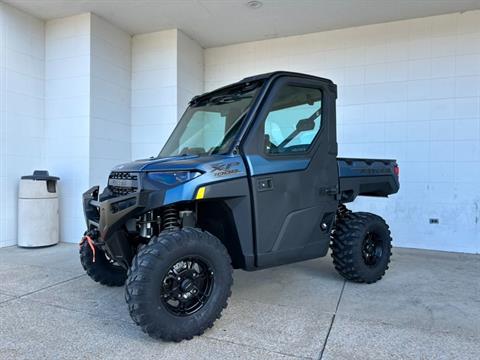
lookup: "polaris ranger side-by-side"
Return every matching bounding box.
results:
[81,71,399,341]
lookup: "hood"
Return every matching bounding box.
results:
[111,154,229,172]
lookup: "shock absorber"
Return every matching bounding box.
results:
[162,206,179,230]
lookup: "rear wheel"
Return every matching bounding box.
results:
[125,227,233,341]
[79,241,127,286]
[331,211,392,283]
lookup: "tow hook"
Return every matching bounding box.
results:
[80,230,98,263]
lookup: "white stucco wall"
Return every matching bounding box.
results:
[177,30,204,121]
[0,3,45,247]
[90,14,131,188]
[131,29,178,160]
[44,13,91,243]
[204,11,480,253]
[131,29,204,160]
[1,2,478,253]
[0,7,204,246]
[44,13,132,243]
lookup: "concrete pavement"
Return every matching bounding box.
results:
[0,244,478,359]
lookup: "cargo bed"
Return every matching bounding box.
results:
[337,158,399,202]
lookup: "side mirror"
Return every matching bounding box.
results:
[296,118,315,132]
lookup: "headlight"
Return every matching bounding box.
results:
[146,171,202,186]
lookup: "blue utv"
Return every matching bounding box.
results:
[81,71,399,341]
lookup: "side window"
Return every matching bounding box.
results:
[263,85,322,154]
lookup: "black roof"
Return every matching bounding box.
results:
[190,71,335,105]
[240,71,334,85]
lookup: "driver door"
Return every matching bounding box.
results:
[242,76,339,267]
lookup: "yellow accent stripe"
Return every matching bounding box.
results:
[196,186,206,200]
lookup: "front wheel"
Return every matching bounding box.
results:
[331,212,392,283]
[79,241,127,286]
[125,228,233,341]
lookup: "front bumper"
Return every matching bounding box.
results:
[82,186,153,241]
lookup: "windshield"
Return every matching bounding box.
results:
[159,81,263,157]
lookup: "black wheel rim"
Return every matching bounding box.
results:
[160,257,214,317]
[362,232,383,266]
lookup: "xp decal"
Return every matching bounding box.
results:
[210,161,242,177]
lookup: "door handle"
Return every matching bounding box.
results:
[257,177,273,192]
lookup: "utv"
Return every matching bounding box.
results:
[81,71,399,341]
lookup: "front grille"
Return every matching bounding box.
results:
[108,172,139,196]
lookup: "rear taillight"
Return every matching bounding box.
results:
[393,165,400,176]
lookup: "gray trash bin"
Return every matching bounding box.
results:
[18,171,60,247]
